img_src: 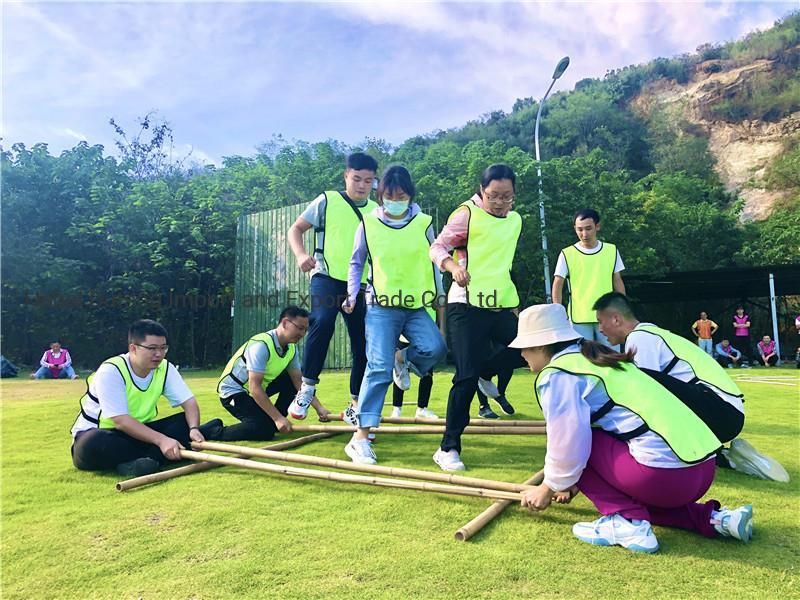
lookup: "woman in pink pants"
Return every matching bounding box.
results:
[510,304,753,554]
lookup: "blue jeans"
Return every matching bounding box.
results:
[34,365,76,379]
[357,305,447,428]
[698,339,713,355]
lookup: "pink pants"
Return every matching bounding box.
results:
[577,430,720,538]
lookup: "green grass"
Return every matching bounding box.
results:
[2,368,799,599]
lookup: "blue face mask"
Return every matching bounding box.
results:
[383,199,409,217]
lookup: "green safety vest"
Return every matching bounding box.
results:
[460,200,521,309]
[78,355,168,429]
[634,324,744,400]
[217,332,297,395]
[362,211,437,310]
[562,242,617,324]
[321,191,377,281]
[534,351,721,464]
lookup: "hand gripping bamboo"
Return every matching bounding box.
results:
[115,432,335,492]
[193,440,534,493]
[179,449,523,502]
[454,469,545,542]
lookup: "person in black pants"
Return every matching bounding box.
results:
[70,319,224,478]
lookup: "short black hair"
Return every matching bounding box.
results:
[279,306,309,322]
[593,292,636,319]
[346,152,378,173]
[128,319,168,344]
[480,164,516,190]
[574,208,600,224]
[50,340,62,345]
[378,165,416,202]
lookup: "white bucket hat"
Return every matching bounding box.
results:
[509,304,582,349]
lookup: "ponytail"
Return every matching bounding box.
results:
[544,339,635,370]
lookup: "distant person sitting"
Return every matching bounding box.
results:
[70,320,224,477]
[691,312,718,356]
[31,341,78,379]
[756,335,778,367]
[715,339,742,369]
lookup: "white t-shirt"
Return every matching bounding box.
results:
[71,354,193,437]
[218,330,299,399]
[626,323,744,413]
[554,241,625,278]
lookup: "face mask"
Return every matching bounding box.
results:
[383,199,409,217]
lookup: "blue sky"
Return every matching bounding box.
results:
[3,1,795,164]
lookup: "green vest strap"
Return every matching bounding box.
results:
[534,351,721,464]
[362,212,436,310]
[562,242,617,323]
[322,191,377,281]
[634,324,744,399]
[218,332,297,395]
[461,201,521,309]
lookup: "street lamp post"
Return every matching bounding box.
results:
[535,56,570,303]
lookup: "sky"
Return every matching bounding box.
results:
[3,1,796,165]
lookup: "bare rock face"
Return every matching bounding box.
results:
[631,47,800,222]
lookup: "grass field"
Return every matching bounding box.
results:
[2,367,799,599]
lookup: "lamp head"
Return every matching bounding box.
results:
[553,56,570,80]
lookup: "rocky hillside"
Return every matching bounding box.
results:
[632,45,800,221]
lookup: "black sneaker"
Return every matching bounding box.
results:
[199,418,225,440]
[478,405,499,419]
[116,457,160,478]
[494,395,515,415]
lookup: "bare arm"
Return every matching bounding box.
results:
[612,272,625,295]
[691,322,700,337]
[288,217,315,272]
[710,321,719,335]
[552,276,565,305]
[248,371,292,432]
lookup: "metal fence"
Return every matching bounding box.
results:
[233,204,353,369]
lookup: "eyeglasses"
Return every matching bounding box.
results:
[286,320,308,333]
[135,344,169,354]
[484,194,514,205]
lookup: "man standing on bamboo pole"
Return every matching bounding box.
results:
[218,306,332,441]
[70,319,225,478]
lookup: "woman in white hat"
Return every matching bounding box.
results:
[511,303,753,553]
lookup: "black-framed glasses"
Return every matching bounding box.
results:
[286,320,308,333]
[135,344,169,354]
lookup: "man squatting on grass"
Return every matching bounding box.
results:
[71,319,224,478]
[593,292,789,483]
[217,306,331,441]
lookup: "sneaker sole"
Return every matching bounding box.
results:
[729,440,790,482]
[573,533,658,553]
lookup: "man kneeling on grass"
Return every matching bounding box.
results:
[217,306,332,441]
[71,319,225,477]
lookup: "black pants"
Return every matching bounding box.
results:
[476,358,514,408]
[72,413,194,471]
[758,354,778,366]
[716,355,737,368]
[642,369,745,444]
[220,371,296,441]
[392,373,433,408]
[441,304,526,452]
[733,334,751,362]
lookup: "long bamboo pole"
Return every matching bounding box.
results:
[179,449,523,502]
[291,425,546,435]
[454,470,545,542]
[327,415,546,427]
[115,432,335,492]
[193,440,534,493]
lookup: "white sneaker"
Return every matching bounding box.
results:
[342,403,358,426]
[477,377,499,399]
[390,406,402,418]
[433,448,465,471]
[415,407,438,419]
[713,505,753,542]
[728,438,790,482]
[393,348,411,391]
[572,514,659,553]
[345,438,377,465]
[288,382,316,420]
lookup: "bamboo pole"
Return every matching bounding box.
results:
[115,432,335,492]
[327,415,546,427]
[454,470,545,542]
[291,425,546,435]
[179,449,523,502]
[193,440,534,493]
